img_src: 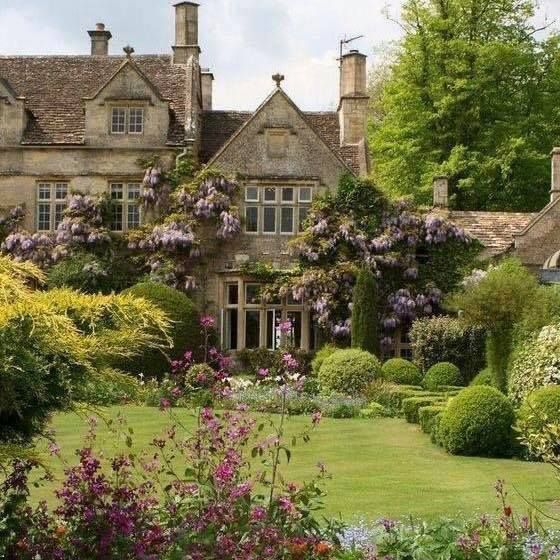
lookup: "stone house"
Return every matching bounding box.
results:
[0,2,368,354]
[1,2,559,357]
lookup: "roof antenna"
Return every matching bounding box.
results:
[339,34,364,66]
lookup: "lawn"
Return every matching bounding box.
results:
[33,406,559,523]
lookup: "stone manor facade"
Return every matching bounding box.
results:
[0,2,369,353]
[2,2,560,355]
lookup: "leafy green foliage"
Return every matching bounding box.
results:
[351,268,379,355]
[448,258,538,392]
[370,0,560,212]
[402,396,446,424]
[318,349,381,396]
[518,386,560,445]
[47,252,140,294]
[410,316,485,382]
[509,323,560,404]
[311,344,337,376]
[423,362,462,391]
[381,358,422,385]
[419,405,446,435]
[118,282,200,378]
[470,369,494,387]
[438,386,515,457]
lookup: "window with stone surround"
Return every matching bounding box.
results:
[36,182,68,232]
[110,183,142,232]
[221,279,311,351]
[110,107,144,135]
[243,184,313,235]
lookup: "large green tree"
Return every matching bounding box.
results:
[370,0,560,211]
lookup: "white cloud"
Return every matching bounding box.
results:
[1,0,559,110]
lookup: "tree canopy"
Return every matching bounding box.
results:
[370,0,560,211]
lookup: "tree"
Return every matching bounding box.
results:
[371,0,560,211]
[351,267,380,355]
[448,258,538,392]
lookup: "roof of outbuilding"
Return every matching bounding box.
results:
[200,109,362,175]
[448,210,536,256]
[0,55,187,145]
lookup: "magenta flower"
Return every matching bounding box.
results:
[278,319,293,335]
[199,315,216,329]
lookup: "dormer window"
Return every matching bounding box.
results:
[111,107,144,135]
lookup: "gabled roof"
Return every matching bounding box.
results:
[448,210,536,256]
[200,90,362,175]
[0,55,188,145]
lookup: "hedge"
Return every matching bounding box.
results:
[419,405,446,435]
[318,349,381,396]
[410,317,485,383]
[381,358,422,385]
[438,386,515,457]
[402,396,447,424]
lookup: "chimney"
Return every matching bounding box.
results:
[88,23,112,56]
[433,176,449,208]
[173,2,200,64]
[338,50,369,146]
[201,69,214,111]
[551,148,560,202]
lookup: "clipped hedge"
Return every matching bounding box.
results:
[438,386,515,457]
[518,386,560,438]
[423,362,462,391]
[470,369,494,387]
[117,282,200,378]
[419,405,446,435]
[410,317,485,382]
[403,396,446,424]
[318,349,381,396]
[311,344,337,376]
[381,358,422,385]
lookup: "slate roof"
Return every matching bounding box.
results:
[0,55,187,145]
[449,210,536,256]
[201,110,362,175]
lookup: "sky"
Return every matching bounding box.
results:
[1,0,559,111]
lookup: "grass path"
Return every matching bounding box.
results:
[32,406,559,523]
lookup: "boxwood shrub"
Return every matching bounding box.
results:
[410,316,486,382]
[423,362,462,391]
[318,349,381,396]
[438,386,515,457]
[116,282,200,378]
[381,358,422,385]
[419,405,446,435]
[470,368,494,387]
[402,396,446,424]
[311,344,337,375]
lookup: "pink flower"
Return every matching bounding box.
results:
[171,386,183,398]
[250,506,267,522]
[282,353,299,371]
[278,319,293,335]
[48,442,61,456]
[159,398,171,411]
[311,411,322,426]
[257,368,269,378]
[200,315,216,329]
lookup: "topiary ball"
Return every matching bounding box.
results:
[518,386,560,437]
[311,344,337,376]
[470,368,494,387]
[381,358,422,385]
[423,362,462,391]
[318,349,381,396]
[438,386,515,457]
[117,282,201,378]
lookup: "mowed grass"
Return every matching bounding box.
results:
[32,406,559,523]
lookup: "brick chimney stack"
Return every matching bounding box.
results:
[201,69,214,111]
[88,23,112,56]
[173,2,200,64]
[551,148,560,203]
[338,50,369,146]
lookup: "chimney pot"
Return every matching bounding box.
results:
[338,49,369,146]
[201,70,214,111]
[173,2,200,63]
[551,148,560,203]
[433,176,449,208]
[88,23,112,56]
